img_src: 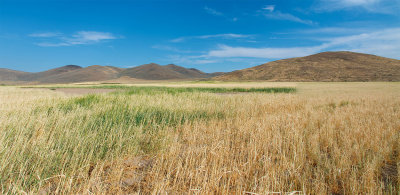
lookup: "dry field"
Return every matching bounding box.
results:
[0,82,399,194]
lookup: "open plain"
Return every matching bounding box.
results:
[0,82,399,194]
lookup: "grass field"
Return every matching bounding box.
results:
[0,82,399,194]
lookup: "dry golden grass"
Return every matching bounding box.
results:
[0,82,399,194]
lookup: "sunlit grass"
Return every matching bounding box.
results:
[0,83,399,194]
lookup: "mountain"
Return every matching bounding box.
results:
[120,63,186,80]
[120,63,215,80]
[0,68,30,81]
[0,63,220,83]
[214,51,400,81]
[164,64,207,78]
[36,65,123,83]
[20,65,83,82]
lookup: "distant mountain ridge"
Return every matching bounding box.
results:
[119,63,216,80]
[0,63,221,83]
[214,51,400,81]
[3,51,399,84]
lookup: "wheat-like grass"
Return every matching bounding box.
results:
[0,83,399,194]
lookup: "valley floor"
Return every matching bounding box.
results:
[0,82,399,194]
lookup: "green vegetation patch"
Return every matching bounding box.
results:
[1,94,224,190]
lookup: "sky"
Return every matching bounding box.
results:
[1,0,400,73]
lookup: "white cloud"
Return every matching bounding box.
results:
[297,27,369,34]
[29,32,62,37]
[262,5,275,12]
[204,6,223,16]
[206,28,400,59]
[157,28,400,67]
[337,0,381,6]
[198,34,252,39]
[208,44,322,58]
[37,42,71,47]
[265,11,315,25]
[152,45,193,53]
[262,6,314,25]
[32,31,119,47]
[71,31,116,42]
[167,55,218,65]
[317,0,399,13]
[204,6,238,22]
[323,28,400,58]
[171,33,253,43]
[170,37,186,43]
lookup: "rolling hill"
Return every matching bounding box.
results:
[0,63,219,83]
[0,68,30,81]
[4,51,398,83]
[19,65,83,82]
[120,63,216,80]
[214,51,400,81]
[36,65,123,83]
[120,63,187,80]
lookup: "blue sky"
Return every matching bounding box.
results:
[1,0,400,73]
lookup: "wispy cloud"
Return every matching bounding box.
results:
[316,0,399,13]
[171,33,253,43]
[322,28,400,58]
[71,31,116,42]
[205,28,400,59]
[296,27,370,34]
[156,28,400,69]
[152,45,193,53]
[262,5,315,25]
[204,6,238,22]
[262,5,275,12]
[32,31,119,47]
[29,32,62,38]
[325,0,381,7]
[198,34,252,39]
[204,6,223,16]
[208,44,321,59]
[167,55,218,65]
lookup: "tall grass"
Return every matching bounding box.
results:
[0,89,226,193]
[0,83,399,194]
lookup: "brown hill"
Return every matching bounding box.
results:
[0,68,30,81]
[20,65,83,82]
[164,64,224,78]
[164,64,207,78]
[37,65,123,83]
[120,63,214,80]
[215,51,400,81]
[0,63,221,83]
[0,65,123,84]
[120,63,186,80]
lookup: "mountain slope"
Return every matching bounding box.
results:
[120,63,186,80]
[0,68,30,81]
[38,65,123,83]
[0,63,221,83]
[215,51,400,81]
[20,65,83,81]
[164,64,207,78]
[120,63,215,80]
